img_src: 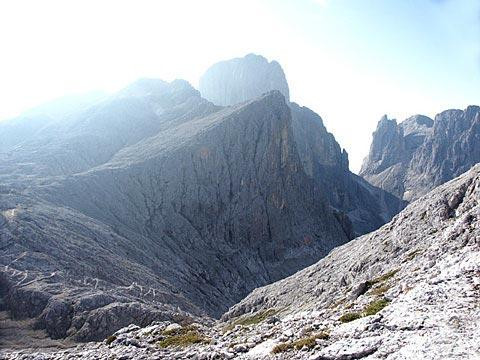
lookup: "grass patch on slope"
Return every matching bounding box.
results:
[272,332,329,353]
[339,312,362,323]
[363,298,391,316]
[157,325,209,348]
[368,269,399,287]
[339,297,391,323]
[224,308,280,332]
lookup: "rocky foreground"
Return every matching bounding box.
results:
[5,165,480,359]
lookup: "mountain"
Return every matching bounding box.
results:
[0,91,106,153]
[220,164,480,359]
[199,54,405,236]
[0,80,350,344]
[199,53,290,106]
[9,162,479,359]
[360,106,480,202]
[0,79,216,179]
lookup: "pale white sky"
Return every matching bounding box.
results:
[0,0,479,172]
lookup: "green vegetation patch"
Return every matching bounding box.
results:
[363,298,391,316]
[105,335,117,345]
[224,308,280,332]
[162,324,197,336]
[234,308,279,326]
[339,312,362,323]
[365,269,399,291]
[157,324,209,348]
[339,297,391,323]
[272,342,291,354]
[157,330,208,348]
[271,332,329,353]
[370,284,391,296]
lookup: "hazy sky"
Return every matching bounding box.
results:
[1,0,478,172]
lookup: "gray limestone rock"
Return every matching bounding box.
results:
[289,104,405,236]
[199,53,290,106]
[361,107,480,202]
[199,54,405,236]
[0,82,349,343]
[6,165,480,359]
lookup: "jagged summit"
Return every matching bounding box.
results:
[199,53,290,106]
[361,105,480,201]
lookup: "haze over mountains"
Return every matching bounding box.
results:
[1,54,479,359]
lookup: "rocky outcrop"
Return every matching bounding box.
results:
[199,54,405,236]
[361,106,480,201]
[7,164,480,359]
[0,81,349,343]
[199,53,290,106]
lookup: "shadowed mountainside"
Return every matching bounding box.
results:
[199,54,405,236]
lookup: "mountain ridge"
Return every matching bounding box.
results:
[199,54,405,236]
[0,86,350,344]
[361,105,480,202]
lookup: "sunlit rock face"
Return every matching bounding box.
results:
[361,106,480,202]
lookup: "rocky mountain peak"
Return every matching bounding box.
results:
[118,78,199,100]
[0,80,350,344]
[199,53,290,106]
[199,54,404,236]
[400,114,433,136]
[361,105,480,201]
[0,55,406,356]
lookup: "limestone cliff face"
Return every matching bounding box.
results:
[0,82,349,342]
[361,106,480,201]
[199,54,405,236]
[290,105,403,236]
[199,54,290,106]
